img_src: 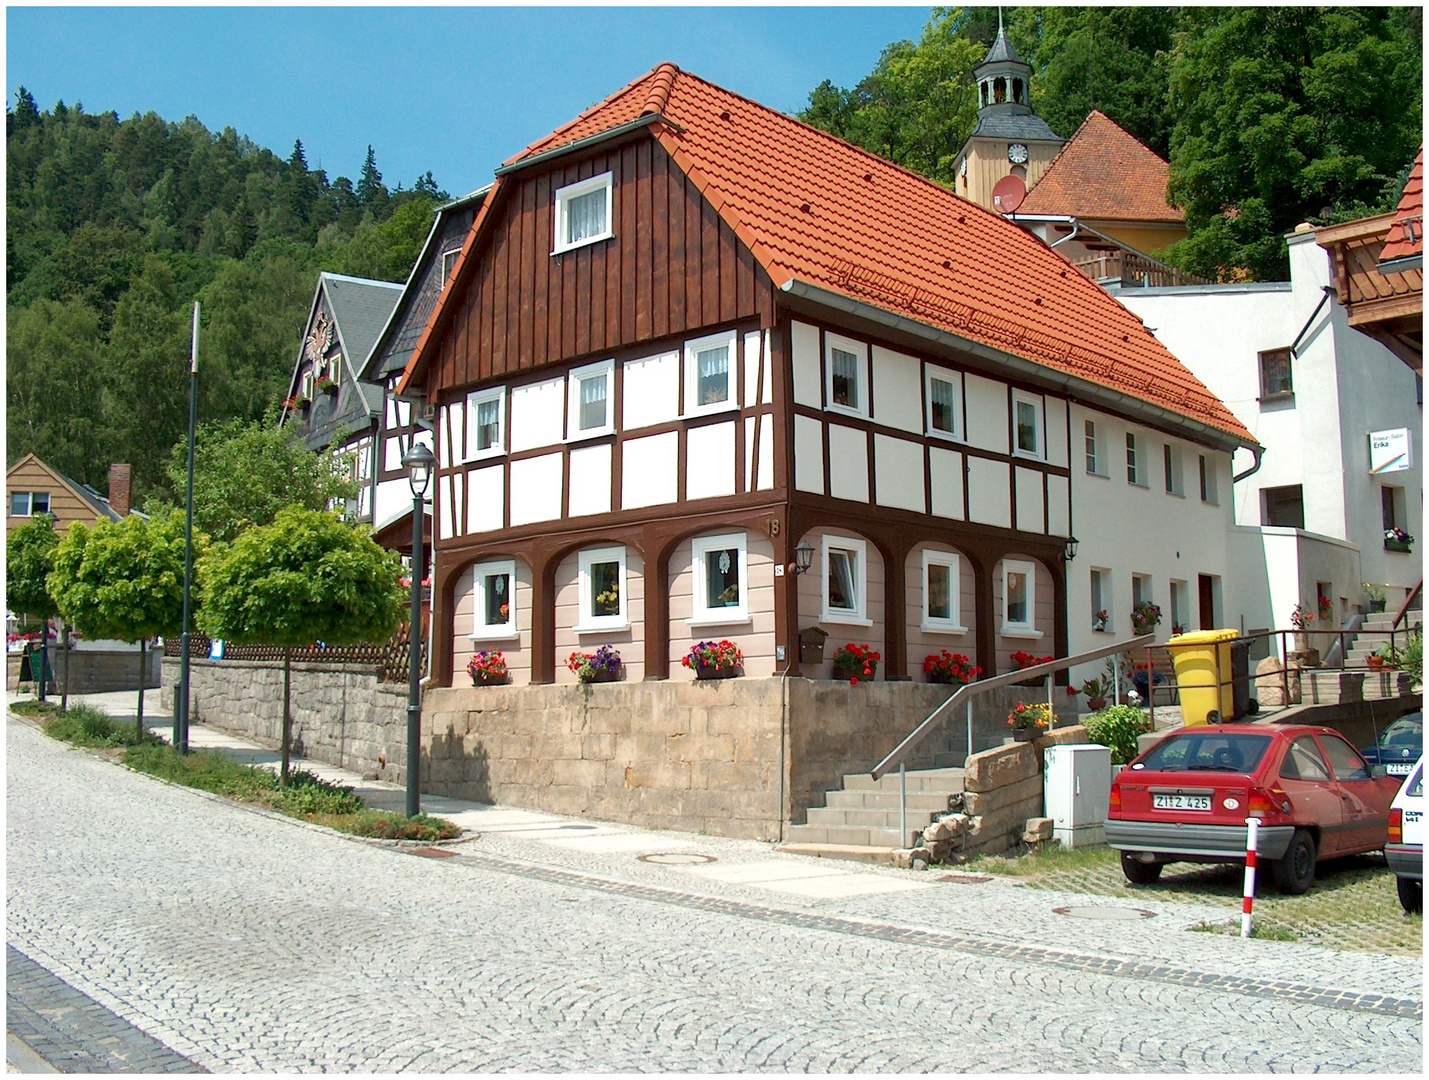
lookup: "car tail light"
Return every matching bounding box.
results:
[1109,785,1121,812]
[1247,788,1273,818]
[1389,808,1402,844]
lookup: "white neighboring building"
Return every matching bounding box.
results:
[1111,226,1422,633]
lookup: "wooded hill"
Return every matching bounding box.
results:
[6,91,447,501]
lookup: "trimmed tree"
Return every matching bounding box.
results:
[198,507,405,782]
[6,513,60,702]
[48,512,192,738]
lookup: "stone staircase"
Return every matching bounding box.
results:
[1344,613,1411,667]
[782,766,965,851]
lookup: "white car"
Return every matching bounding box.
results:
[1386,756,1423,913]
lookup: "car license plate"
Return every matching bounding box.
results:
[1386,764,1413,776]
[1153,794,1211,811]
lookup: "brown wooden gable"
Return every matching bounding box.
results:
[427,133,776,396]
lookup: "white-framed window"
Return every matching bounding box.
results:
[683,330,737,417]
[1012,390,1044,459]
[465,386,506,461]
[1126,431,1145,486]
[470,559,517,640]
[689,532,748,624]
[921,550,966,632]
[567,359,615,440]
[1001,559,1039,636]
[330,353,342,385]
[576,545,627,632]
[1169,580,1189,633]
[9,491,50,517]
[1132,573,1152,609]
[552,172,614,254]
[1199,454,1218,504]
[1090,568,1112,632]
[925,365,962,440]
[1085,419,1106,476]
[441,247,462,286]
[1163,443,1184,496]
[822,533,871,625]
[824,333,868,418]
[301,370,315,400]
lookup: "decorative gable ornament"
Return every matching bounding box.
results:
[305,311,334,365]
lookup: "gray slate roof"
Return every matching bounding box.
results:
[323,274,404,372]
[979,28,1028,68]
[972,113,1064,143]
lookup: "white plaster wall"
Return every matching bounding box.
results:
[871,344,922,434]
[373,476,411,534]
[745,416,774,491]
[828,424,869,502]
[903,543,979,681]
[465,464,504,535]
[667,531,777,678]
[1014,465,1044,534]
[967,457,1011,527]
[509,453,562,526]
[622,431,679,509]
[930,447,965,519]
[686,421,737,501]
[623,351,679,430]
[791,320,822,408]
[964,373,1009,454]
[744,329,773,407]
[794,415,824,494]
[509,377,564,451]
[874,434,925,512]
[568,444,612,517]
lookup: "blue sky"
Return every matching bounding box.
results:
[6,6,932,197]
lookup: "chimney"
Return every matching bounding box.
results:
[108,464,132,518]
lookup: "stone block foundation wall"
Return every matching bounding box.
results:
[166,657,1074,841]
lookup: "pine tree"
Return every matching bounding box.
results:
[357,145,384,204]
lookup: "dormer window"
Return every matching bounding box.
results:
[552,172,614,254]
[441,247,461,286]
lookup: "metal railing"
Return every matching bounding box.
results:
[870,634,1153,845]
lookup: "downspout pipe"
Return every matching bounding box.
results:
[1289,286,1336,359]
[1233,443,1265,484]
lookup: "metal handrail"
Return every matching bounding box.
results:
[1393,579,1422,632]
[870,634,1153,782]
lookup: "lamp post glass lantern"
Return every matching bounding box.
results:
[1063,535,1079,563]
[401,440,436,818]
[793,540,815,575]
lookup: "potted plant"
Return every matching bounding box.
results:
[682,639,743,680]
[1362,582,1387,613]
[315,374,338,396]
[1317,595,1333,621]
[467,650,509,686]
[1288,601,1320,659]
[566,645,623,684]
[1130,600,1161,635]
[1079,673,1111,711]
[1384,527,1413,553]
[1083,703,1152,764]
[283,393,310,412]
[1091,609,1109,633]
[832,643,880,685]
[923,650,981,687]
[1007,701,1054,741]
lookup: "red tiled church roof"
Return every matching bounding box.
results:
[415,65,1251,445]
[1378,146,1423,264]
[1019,110,1182,224]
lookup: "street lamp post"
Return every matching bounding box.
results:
[401,441,436,819]
[178,301,199,753]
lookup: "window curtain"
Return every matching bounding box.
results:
[930,378,955,432]
[580,375,607,430]
[697,346,729,405]
[831,349,858,407]
[477,400,500,450]
[567,189,606,244]
[829,550,857,610]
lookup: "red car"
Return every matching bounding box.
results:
[1107,723,1401,894]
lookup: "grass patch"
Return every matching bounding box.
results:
[35,718,461,842]
[42,705,156,748]
[11,699,63,718]
[966,842,1421,955]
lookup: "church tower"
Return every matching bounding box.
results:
[954,21,1064,212]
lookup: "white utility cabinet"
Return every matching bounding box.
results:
[1043,743,1112,848]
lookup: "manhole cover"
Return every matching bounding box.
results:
[1052,905,1155,921]
[637,852,717,865]
[409,847,457,859]
[936,873,992,884]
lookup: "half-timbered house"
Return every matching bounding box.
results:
[397,63,1259,695]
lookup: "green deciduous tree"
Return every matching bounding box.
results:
[198,508,404,780]
[1164,6,1423,281]
[6,513,60,700]
[165,414,359,543]
[48,512,196,738]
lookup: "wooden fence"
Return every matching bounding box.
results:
[163,621,426,685]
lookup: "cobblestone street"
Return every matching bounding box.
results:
[7,715,1423,1073]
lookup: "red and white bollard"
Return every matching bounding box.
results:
[1241,816,1260,938]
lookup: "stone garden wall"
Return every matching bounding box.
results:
[164,657,1075,842]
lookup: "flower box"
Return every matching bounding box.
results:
[683,640,743,680]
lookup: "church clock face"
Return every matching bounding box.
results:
[1007,143,1029,165]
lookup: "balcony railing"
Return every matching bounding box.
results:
[1071,250,1208,289]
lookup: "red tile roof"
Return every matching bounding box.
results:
[1378,146,1423,264]
[417,66,1251,445]
[1018,111,1182,223]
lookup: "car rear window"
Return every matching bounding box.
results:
[1409,766,1423,799]
[1136,731,1271,773]
[1379,714,1422,749]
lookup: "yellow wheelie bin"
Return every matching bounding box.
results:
[1167,628,1238,726]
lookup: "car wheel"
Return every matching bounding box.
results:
[1120,852,1163,885]
[1396,875,1422,914]
[1271,829,1317,895]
